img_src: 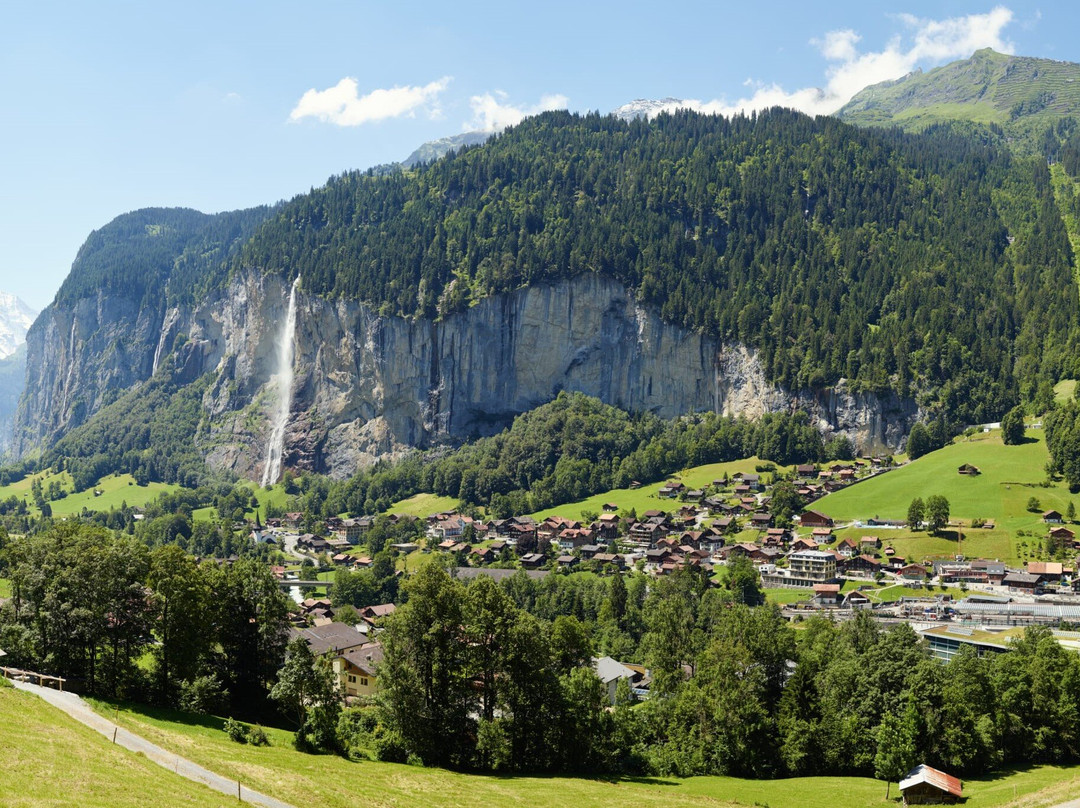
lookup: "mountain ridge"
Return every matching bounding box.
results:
[838,48,1080,130]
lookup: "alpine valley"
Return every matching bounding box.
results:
[11,49,1080,489]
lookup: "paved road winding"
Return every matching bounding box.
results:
[11,679,296,808]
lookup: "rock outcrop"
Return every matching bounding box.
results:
[15,270,920,479]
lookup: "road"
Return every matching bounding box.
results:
[11,678,296,808]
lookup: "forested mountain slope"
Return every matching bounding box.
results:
[14,107,1080,482]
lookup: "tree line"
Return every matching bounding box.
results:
[0,523,290,716]
[368,563,1080,781]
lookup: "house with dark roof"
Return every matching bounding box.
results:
[799,510,834,528]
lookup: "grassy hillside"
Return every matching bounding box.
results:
[527,457,788,521]
[0,469,178,517]
[0,686,229,807]
[814,428,1072,565]
[85,697,1080,808]
[838,48,1080,130]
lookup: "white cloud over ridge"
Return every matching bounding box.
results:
[465,91,570,132]
[290,76,452,126]
[653,5,1016,119]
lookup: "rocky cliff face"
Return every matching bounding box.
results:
[16,270,920,479]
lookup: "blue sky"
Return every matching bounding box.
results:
[1,2,1074,311]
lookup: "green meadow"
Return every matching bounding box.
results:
[57,695,1079,808]
[528,457,791,522]
[814,429,1072,565]
[0,687,230,808]
[386,492,460,518]
[0,470,178,517]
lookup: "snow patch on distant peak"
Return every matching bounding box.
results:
[0,293,37,360]
[611,97,691,121]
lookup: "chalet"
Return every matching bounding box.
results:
[283,512,304,529]
[796,464,816,477]
[712,516,736,534]
[602,502,619,512]
[741,474,761,490]
[898,563,928,581]
[799,510,834,528]
[593,552,625,569]
[470,546,495,565]
[519,553,547,569]
[1042,509,1064,524]
[812,583,842,606]
[1002,572,1042,592]
[844,554,882,576]
[297,534,331,554]
[811,527,834,541]
[556,555,580,570]
[899,763,962,805]
[335,642,383,699]
[557,528,594,551]
[860,536,882,552]
[1049,525,1077,545]
[836,537,858,557]
[658,481,685,499]
[359,603,396,625]
[763,528,787,547]
[579,544,603,559]
[291,622,367,656]
[1026,561,1064,583]
[703,496,726,513]
[837,468,856,482]
[685,489,704,502]
[592,656,647,705]
[597,514,621,540]
[750,512,773,529]
[790,537,820,553]
[844,589,873,609]
[957,464,980,476]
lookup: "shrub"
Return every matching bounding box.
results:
[248,725,270,747]
[224,717,249,744]
[178,674,229,716]
[373,728,410,763]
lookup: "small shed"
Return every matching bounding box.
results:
[899,763,962,805]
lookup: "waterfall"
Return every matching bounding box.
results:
[151,310,171,376]
[260,277,301,487]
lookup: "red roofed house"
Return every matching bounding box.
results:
[899,763,962,805]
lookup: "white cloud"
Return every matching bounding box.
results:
[465,91,570,132]
[653,6,1016,119]
[290,76,452,126]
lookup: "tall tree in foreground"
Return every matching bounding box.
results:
[379,563,475,767]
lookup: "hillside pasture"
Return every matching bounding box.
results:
[815,429,1073,537]
[528,457,791,522]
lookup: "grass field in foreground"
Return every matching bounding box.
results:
[85,697,1080,808]
[0,687,229,808]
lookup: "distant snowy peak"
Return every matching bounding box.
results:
[611,97,692,121]
[0,293,37,360]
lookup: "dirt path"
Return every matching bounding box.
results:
[10,679,296,808]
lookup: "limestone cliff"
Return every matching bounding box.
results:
[16,270,920,479]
